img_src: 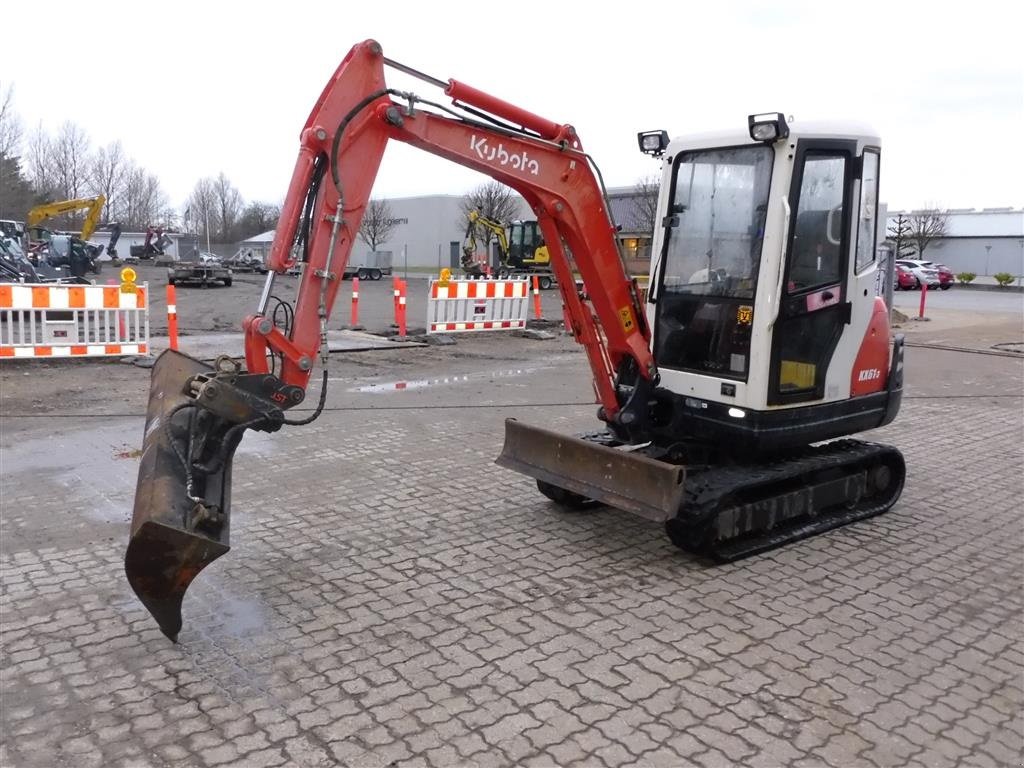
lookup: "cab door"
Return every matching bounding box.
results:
[768,140,857,405]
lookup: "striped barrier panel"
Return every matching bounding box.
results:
[0,282,150,359]
[427,277,529,334]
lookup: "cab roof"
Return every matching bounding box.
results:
[667,120,881,153]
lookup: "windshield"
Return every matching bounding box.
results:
[660,145,773,299]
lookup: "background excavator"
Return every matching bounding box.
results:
[26,195,106,245]
[461,210,554,286]
[460,209,508,277]
[25,195,120,275]
[125,40,905,641]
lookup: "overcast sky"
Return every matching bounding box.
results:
[3,0,1021,214]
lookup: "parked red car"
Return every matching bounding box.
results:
[929,262,955,289]
[895,263,918,290]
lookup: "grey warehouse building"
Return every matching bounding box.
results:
[237,195,1022,283]
[228,187,665,278]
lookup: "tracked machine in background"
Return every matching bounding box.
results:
[126,40,905,641]
[460,210,555,287]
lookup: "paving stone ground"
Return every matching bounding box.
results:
[1,339,1021,768]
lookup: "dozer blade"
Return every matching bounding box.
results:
[496,418,685,522]
[125,349,242,642]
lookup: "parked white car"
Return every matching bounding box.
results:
[896,259,941,288]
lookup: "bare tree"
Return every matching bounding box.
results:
[459,181,520,250]
[24,123,56,198]
[0,83,22,158]
[237,201,280,239]
[90,141,128,222]
[908,207,949,260]
[186,177,217,240]
[49,121,92,207]
[358,199,398,252]
[212,171,243,241]
[627,175,660,235]
[212,172,243,240]
[886,213,916,260]
[121,167,168,229]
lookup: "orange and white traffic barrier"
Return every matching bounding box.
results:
[350,276,360,327]
[0,282,150,359]
[531,275,543,320]
[166,284,179,351]
[427,276,529,334]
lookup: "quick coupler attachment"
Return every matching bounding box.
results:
[125,350,295,641]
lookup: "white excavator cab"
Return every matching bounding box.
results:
[639,115,901,456]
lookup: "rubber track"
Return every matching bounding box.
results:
[668,439,906,562]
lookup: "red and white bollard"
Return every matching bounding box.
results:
[166,284,179,351]
[350,276,360,327]
[107,279,126,340]
[918,280,928,320]
[532,275,543,320]
[393,275,400,324]
[398,280,407,338]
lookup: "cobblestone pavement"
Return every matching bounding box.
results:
[1,340,1021,767]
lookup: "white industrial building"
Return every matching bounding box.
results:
[228,197,1022,281]
[886,207,1024,276]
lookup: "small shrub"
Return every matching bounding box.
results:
[956,272,976,284]
[993,272,1016,287]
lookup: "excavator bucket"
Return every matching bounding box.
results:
[496,419,686,522]
[125,350,242,642]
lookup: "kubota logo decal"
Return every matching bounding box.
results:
[857,368,882,382]
[470,135,540,175]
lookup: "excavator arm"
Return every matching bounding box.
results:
[246,40,652,400]
[26,196,107,240]
[464,210,511,266]
[126,40,662,640]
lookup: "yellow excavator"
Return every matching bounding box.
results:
[25,195,118,276]
[460,210,509,276]
[462,210,554,286]
[26,195,107,244]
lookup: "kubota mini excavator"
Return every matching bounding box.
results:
[126,40,905,641]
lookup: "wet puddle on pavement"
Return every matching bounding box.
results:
[2,420,281,525]
[3,422,139,523]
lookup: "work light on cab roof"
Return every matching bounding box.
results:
[748,112,790,142]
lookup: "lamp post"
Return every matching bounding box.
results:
[205,209,211,255]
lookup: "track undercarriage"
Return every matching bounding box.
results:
[499,421,905,562]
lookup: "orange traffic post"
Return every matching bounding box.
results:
[532,275,543,320]
[350,276,360,327]
[918,280,928,320]
[167,284,179,351]
[398,280,408,338]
